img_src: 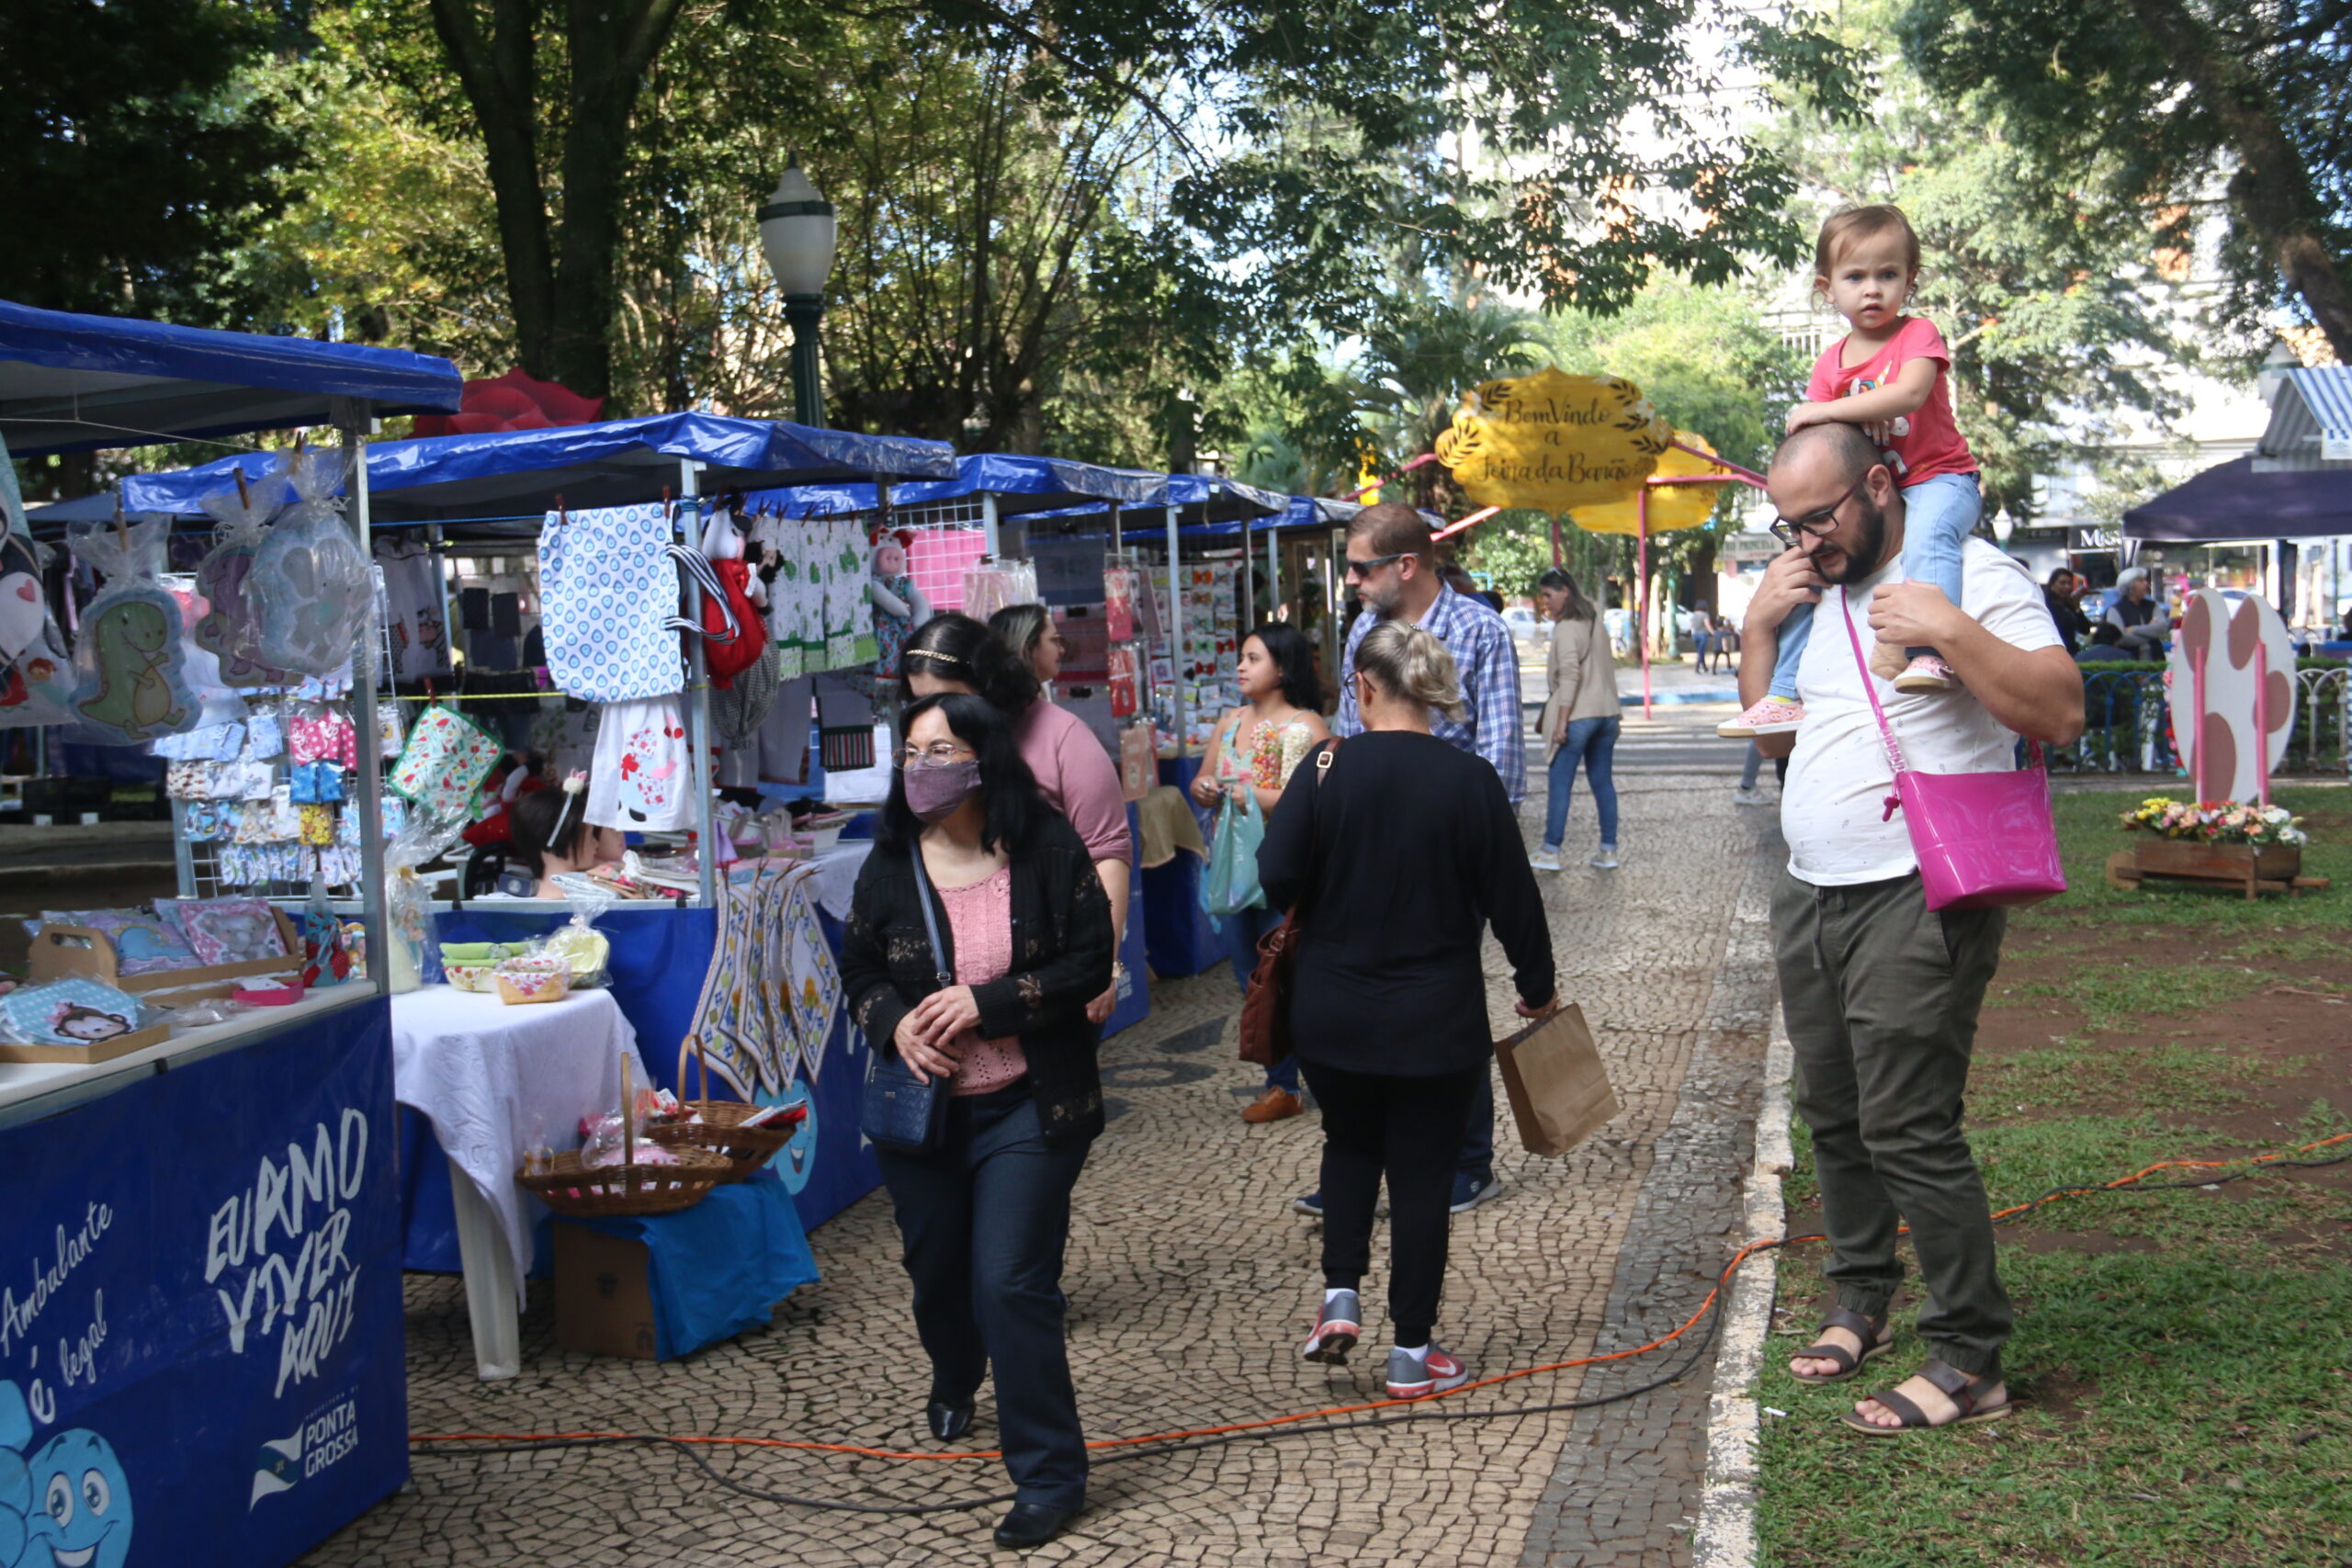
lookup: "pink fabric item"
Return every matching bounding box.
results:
[289,712,358,769]
[1806,316,1976,486]
[938,863,1027,1096]
[1834,591,2064,911]
[1014,698,1135,864]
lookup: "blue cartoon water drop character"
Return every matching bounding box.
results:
[0,1383,132,1568]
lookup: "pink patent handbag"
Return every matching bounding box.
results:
[1838,591,2067,911]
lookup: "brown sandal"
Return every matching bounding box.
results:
[1842,1358,2011,1436]
[1789,1305,1892,1385]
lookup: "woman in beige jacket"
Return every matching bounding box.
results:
[1532,569,1622,871]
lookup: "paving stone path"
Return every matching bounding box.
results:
[309,708,1779,1567]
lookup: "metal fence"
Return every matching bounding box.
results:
[2051,667,2349,780]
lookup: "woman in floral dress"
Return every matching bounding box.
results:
[1189,623,1330,1122]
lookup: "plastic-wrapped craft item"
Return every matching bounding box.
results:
[248,446,374,678]
[66,516,198,747]
[192,464,293,689]
[540,885,614,987]
[382,809,467,995]
[0,452,74,731]
[492,954,568,1006]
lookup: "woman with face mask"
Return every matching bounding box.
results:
[838,691,1116,1551]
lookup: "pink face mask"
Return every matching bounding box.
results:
[903,760,981,821]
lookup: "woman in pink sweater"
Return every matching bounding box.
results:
[901,613,1134,1021]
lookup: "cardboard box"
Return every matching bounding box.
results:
[552,1224,661,1359]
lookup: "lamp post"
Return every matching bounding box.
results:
[759,154,837,426]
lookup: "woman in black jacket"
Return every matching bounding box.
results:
[840,693,1114,1551]
[1260,622,1559,1402]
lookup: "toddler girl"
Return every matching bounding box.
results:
[1721,204,1982,738]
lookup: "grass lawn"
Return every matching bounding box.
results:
[1756,786,2352,1568]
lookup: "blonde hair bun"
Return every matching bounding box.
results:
[1355,622,1468,722]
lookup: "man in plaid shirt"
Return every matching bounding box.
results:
[1288,501,1526,1220]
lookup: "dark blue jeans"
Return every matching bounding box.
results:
[1220,904,1299,1093]
[1544,716,1621,850]
[875,1082,1092,1510]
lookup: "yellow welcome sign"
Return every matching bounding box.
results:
[1569,431,1733,536]
[1433,367,1673,515]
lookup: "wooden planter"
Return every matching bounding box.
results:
[2113,839,2312,901]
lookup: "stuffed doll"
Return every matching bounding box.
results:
[865,532,930,684]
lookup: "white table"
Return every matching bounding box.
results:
[390,985,647,1380]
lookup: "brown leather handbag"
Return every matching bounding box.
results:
[1237,739,1340,1066]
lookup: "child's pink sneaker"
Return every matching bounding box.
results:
[1718,697,1805,739]
[1893,655,1960,694]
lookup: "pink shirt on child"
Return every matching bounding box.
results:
[1806,315,1976,486]
[937,863,1028,1096]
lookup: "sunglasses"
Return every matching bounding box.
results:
[1767,470,1873,547]
[1343,552,1409,579]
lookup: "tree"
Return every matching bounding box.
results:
[1901,0,2352,360]
[0,0,292,322]
[413,0,693,399]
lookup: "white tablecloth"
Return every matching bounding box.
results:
[391,985,647,1307]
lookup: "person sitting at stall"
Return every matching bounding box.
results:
[989,603,1068,694]
[840,692,1115,1551]
[492,774,624,897]
[902,613,1133,1023]
[2041,569,2091,654]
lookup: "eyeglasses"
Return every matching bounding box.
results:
[899,743,976,766]
[1343,552,1408,580]
[1767,471,1871,547]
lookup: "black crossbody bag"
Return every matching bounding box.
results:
[859,847,956,1154]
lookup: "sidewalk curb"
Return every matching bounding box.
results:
[1692,1001,1794,1568]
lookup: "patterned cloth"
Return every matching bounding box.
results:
[1212,713,1317,794]
[1335,581,1526,803]
[684,863,842,1100]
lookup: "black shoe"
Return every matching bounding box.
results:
[925,1400,975,1441]
[993,1503,1074,1550]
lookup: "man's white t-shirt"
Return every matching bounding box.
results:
[1783,539,2062,886]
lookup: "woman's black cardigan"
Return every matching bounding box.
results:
[840,814,1115,1148]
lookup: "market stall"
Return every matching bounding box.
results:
[129,416,963,1340]
[0,298,461,1568]
[745,453,1171,1035]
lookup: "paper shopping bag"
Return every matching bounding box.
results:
[1494,1003,1618,1156]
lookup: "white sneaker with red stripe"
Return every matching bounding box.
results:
[1301,1289,1361,1363]
[1385,1343,1471,1398]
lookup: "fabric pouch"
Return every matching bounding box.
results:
[389,703,503,822]
[587,695,695,831]
[538,502,687,702]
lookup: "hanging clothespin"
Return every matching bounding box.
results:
[557,492,569,528]
[234,467,252,512]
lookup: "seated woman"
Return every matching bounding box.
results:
[839,693,1115,1551]
[495,775,623,897]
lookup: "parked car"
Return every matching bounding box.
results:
[1502,605,1541,640]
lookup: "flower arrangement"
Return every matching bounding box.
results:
[2120,796,2309,848]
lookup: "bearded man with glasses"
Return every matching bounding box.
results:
[1745,423,2083,1436]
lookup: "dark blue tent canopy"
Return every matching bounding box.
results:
[741,452,1168,519]
[120,412,958,523]
[2122,457,2352,543]
[0,298,461,457]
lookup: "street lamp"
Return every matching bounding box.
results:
[759,153,837,426]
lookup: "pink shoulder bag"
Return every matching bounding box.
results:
[1838,589,2066,911]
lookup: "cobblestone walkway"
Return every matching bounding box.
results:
[310,712,1779,1567]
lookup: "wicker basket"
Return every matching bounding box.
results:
[516,1052,726,1217]
[644,1036,804,1181]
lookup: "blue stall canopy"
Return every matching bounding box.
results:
[0,297,460,457]
[742,452,1169,519]
[1025,472,1288,536]
[2122,457,2352,543]
[121,412,958,524]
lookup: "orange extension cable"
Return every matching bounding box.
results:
[411,1131,2352,1466]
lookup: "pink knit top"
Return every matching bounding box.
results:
[938,863,1028,1096]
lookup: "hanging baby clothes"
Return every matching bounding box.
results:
[0,435,73,729]
[66,516,198,747]
[537,502,687,702]
[587,695,694,831]
[375,537,452,682]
